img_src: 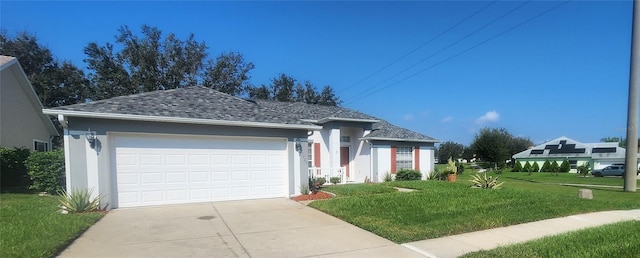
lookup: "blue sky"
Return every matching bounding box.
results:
[1,0,635,145]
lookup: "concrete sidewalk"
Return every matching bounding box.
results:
[402,209,640,258]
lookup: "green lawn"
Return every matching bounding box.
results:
[311,172,640,243]
[503,171,640,187]
[0,194,104,258]
[461,220,640,258]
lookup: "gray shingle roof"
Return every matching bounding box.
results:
[47,86,438,142]
[51,87,312,126]
[363,120,438,142]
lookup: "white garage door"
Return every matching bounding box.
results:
[113,134,288,208]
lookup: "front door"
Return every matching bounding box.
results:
[340,147,350,180]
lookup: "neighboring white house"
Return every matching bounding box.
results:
[43,86,438,209]
[512,136,638,172]
[0,55,58,151]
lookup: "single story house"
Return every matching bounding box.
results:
[512,136,637,172]
[43,86,438,209]
[0,55,58,151]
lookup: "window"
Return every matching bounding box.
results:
[308,143,313,168]
[33,140,48,152]
[396,147,413,170]
[569,160,577,169]
[340,136,351,143]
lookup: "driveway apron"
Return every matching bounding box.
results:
[58,198,421,258]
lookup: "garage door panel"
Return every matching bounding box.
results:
[189,155,209,164]
[166,172,187,183]
[141,173,163,184]
[251,155,268,164]
[211,154,230,164]
[141,191,163,202]
[232,155,249,164]
[190,189,210,199]
[140,154,163,165]
[114,135,287,208]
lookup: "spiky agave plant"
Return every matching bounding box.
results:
[58,188,104,213]
[469,173,504,189]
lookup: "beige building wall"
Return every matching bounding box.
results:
[0,67,52,150]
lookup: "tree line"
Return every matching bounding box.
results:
[436,127,533,168]
[0,25,341,109]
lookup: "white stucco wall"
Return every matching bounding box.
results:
[419,147,435,179]
[375,145,391,182]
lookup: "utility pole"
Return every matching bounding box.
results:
[624,0,639,192]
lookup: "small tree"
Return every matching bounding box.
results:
[550,161,560,175]
[512,161,522,172]
[560,160,571,172]
[523,161,532,173]
[541,160,551,172]
[550,161,560,172]
[531,162,540,173]
[577,162,591,177]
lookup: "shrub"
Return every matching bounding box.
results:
[382,172,393,182]
[560,160,571,172]
[0,147,32,191]
[550,161,560,173]
[330,176,341,185]
[395,169,422,181]
[531,162,540,173]
[578,162,591,177]
[314,177,326,186]
[541,160,552,172]
[428,169,443,180]
[25,149,65,194]
[469,173,504,189]
[446,157,458,174]
[300,184,310,195]
[457,164,464,175]
[523,161,532,173]
[58,188,104,213]
[512,161,522,172]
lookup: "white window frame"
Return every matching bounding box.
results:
[396,146,413,170]
[308,142,313,168]
[33,139,49,152]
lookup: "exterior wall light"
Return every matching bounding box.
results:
[86,129,96,148]
[295,138,302,153]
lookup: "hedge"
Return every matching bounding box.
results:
[25,149,65,194]
[0,147,32,191]
[395,169,422,181]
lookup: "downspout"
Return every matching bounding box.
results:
[49,135,55,151]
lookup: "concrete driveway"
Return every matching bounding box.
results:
[58,198,421,258]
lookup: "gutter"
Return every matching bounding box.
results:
[42,109,323,131]
[360,137,440,143]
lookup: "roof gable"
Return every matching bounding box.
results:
[0,55,58,136]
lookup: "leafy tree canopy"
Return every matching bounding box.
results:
[249,73,341,106]
[4,25,343,110]
[436,141,464,164]
[0,30,89,107]
[470,127,533,168]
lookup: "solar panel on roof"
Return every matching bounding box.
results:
[592,147,617,153]
[530,149,544,154]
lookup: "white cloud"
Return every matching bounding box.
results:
[403,114,414,121]
[476,110,500,124]
[441,116,454,123]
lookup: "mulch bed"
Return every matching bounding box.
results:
[290,191,333,201]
